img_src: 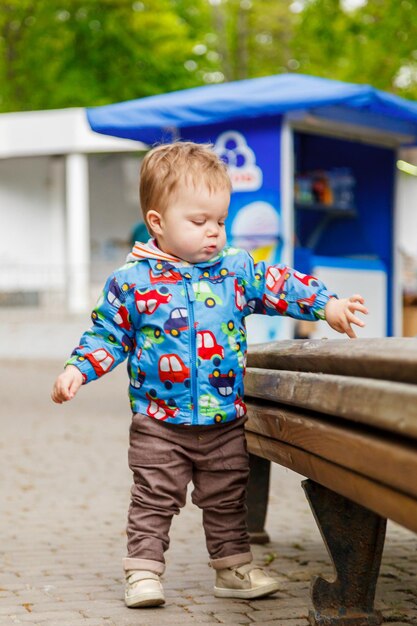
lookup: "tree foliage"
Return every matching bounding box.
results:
[0,0,219,111]
[291,0,417,100]
[209,0,296,81]
[1,0,417,113]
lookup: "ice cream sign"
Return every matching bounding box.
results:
[230,201,281,264]
[214,131,263,192]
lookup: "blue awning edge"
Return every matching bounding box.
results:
[86,73,417,145]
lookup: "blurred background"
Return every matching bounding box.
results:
[1,0,417,359]
[2,0,417,109]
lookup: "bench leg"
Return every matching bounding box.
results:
[302,479,386,626]
[246,453,271,544]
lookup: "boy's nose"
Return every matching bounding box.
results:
[207,224,219,236]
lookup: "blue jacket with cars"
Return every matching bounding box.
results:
[67,241,335,426]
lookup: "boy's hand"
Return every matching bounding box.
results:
[51,365,83,403]
[325,294,368,339]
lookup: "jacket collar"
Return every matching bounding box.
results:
[126,239,226,272]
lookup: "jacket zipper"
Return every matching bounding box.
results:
[183,275,198,425]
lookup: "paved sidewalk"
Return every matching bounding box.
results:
[0,360,416,626]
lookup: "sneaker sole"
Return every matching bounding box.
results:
[214,581,280,599]
[126,592,165,608]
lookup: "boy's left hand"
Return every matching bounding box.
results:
[325,294,368,339]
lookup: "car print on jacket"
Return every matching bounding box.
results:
[67,244,335,426]
[199,393,227,423]
[259,265,291,314]
[113,304,131,331]
[128,349,146,390]
[234,279,245,311]
[139,325,165,349]
[135,286,172,314]
[234,395,246,419]
[75,348,114,378]
[266,266,291,294]
[263,291,289,314]
[108,331,135,353]
[164,307,189,337]
[200,268,231,284]
[221,321,246,370]
[128,365,146,390]
[159,354,191,389]
[246,297,265,315]
[294,270,319,288]
[197,330,224,366]
[146,391,180,420]
[149,261,182,284]
[296,293,317,316]
[209,368,236,397]
[193,282,222,308]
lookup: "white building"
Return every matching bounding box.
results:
[0,108,146,315]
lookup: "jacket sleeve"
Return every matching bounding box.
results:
[241,251,337,321]
[65,274,136,383]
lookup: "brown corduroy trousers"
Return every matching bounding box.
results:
[123,412,253,575]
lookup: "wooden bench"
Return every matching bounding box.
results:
[244,338,417,626]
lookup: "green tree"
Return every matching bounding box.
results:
[0,0,220,112]
[291,0,417,99]
[209,0,296,81]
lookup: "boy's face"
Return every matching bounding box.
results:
[147,182,230,264]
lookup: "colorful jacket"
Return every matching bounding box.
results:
[67,240,336,426]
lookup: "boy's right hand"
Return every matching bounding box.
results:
[51,365,84,403]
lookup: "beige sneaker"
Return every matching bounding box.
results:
[214,563,280,599]
[125,570,165,608]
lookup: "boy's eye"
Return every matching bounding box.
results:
[192,220,205,225]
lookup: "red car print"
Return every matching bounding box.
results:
[146,392,179,420]
[266,266,291,294]
[293,270,319,288]
[263,292,288,314]
[83,348,114,377]
[197,331,224,365]
[134,286,172,315]
[113,304,131,331]
[297,293,317,315]
[234,396,246,418]
[149,262,182,284]
[158,354,190,389]
[234,279,245,311]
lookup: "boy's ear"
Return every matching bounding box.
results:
[146,210,163,235]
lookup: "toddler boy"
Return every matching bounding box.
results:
[52,142,367,608]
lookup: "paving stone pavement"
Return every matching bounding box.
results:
[0,359,416,626]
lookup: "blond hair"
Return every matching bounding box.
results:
[139,142,231,229]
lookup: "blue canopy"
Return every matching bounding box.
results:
[87,73,417,145]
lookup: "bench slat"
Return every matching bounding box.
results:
[245,369,417,440]
[246,431,417,534]
[246,401,417,499]
[247,338,417,384]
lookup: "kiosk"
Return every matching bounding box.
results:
[87,74,417,340]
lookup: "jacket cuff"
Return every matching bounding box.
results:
[313,290,338,321]
[65,356,96,384]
